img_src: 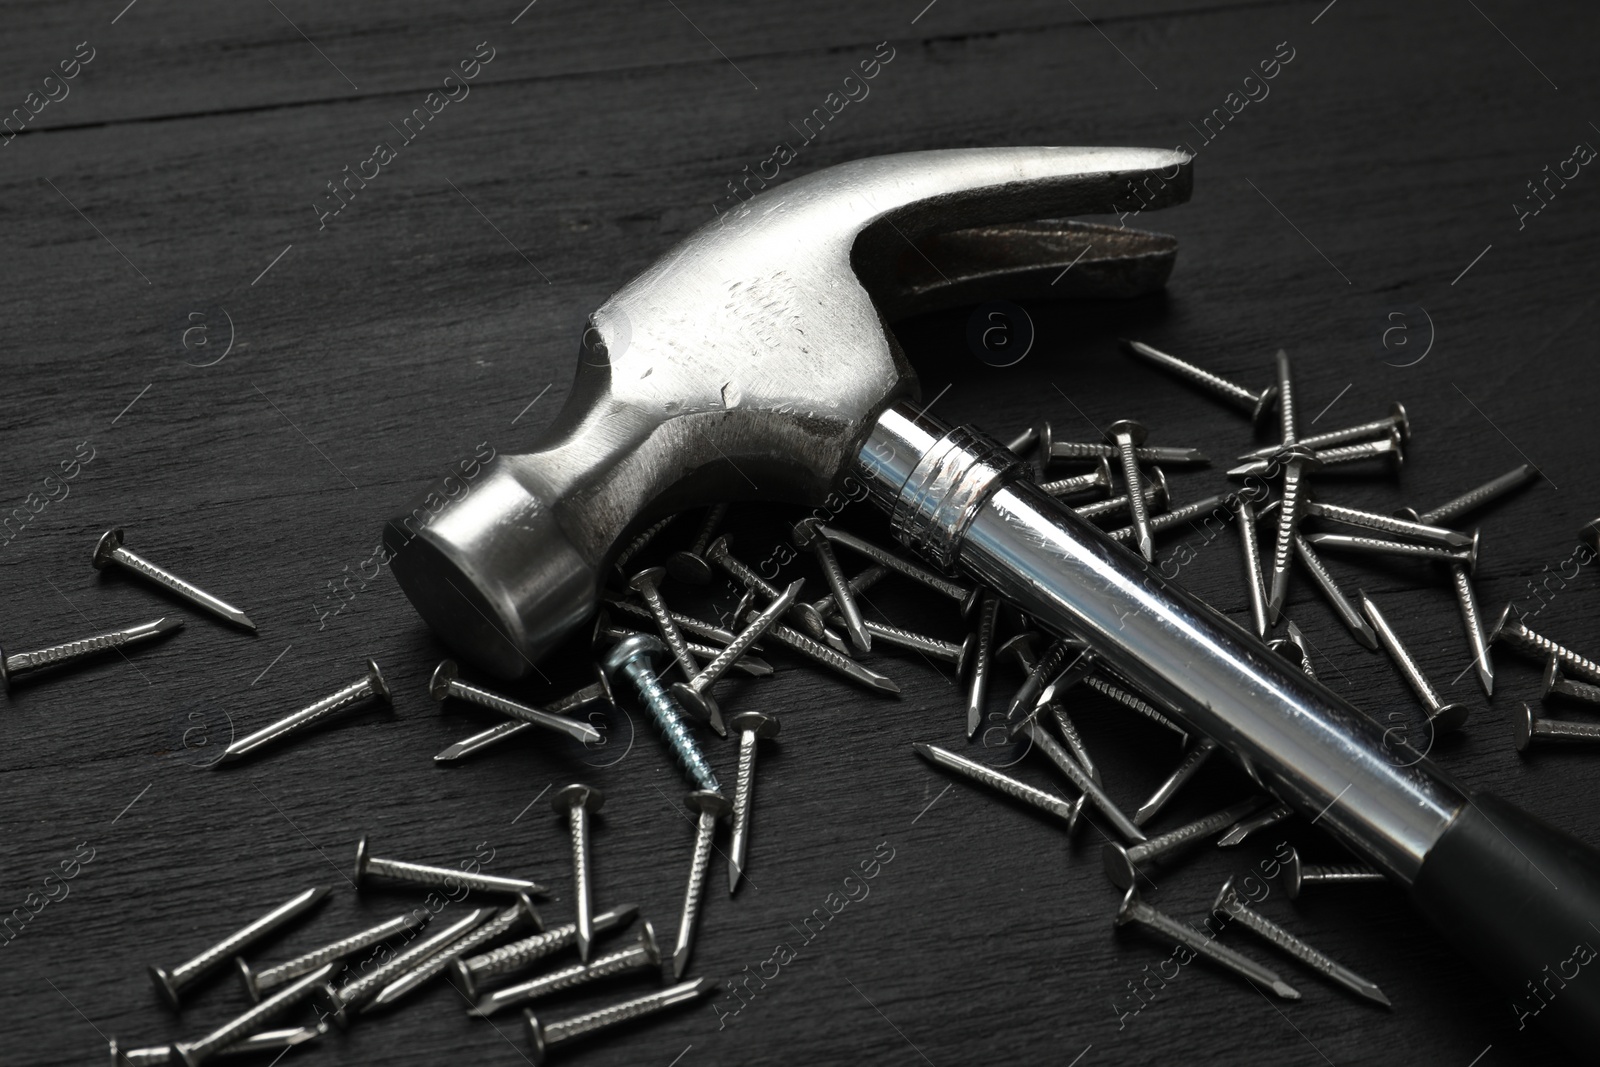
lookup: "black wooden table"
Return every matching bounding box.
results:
[3,2,1597,1063]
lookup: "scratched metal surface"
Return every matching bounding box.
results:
[1,1,1596,1064]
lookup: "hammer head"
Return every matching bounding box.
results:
[387,147,1191,676]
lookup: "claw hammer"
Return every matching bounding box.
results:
[387,148,1600,1043]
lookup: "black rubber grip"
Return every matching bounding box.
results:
[1411,791,1600,1045]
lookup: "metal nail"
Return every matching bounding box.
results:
[673,791,728,979]
[239,911,427,1002]
[858,619,972,668]
[1446,564,1494,697]
[171,964,334,1066]
[1233,496,1270,639]
[149,887,329,1009]
[314,907,495,1026]
[794,518,870,652]
[355,835,547,896]
[1545,658,1600,706]
[1490,606,1600,685]
[1237,402,1409,461]
[1305,530,1477,573]
[1273,349,1297,446]
[596,615,771,678]
[1,616,183,690]
[220,659,391,763]
[628,567,701,680]
[1359,592,1469,733]
[1049,440,1209,466]
[1216,802,1294,847]
[1304,498,1472,548]
[93,529,255,631]
[1119,339,1277,422]
[1082,674,1189,742]
[1133,737,1219,826]
[110,1027,322,1067]
[449,906,636,1001]
[1290,534,1379,650]
[1039,685,1101,787]
[809,564,889,622]
[1011,712,1139,841]
[430,661,603,746]
[815,523,977,613]
[1268,621,1317,679]
[365,894,543,1012]
[474,921,663,1017]
[670,580,803,737]
[1073,468,1169,524]
[966,593,1000,739]
[667,503,728,584]
[913,742,1080,832]
[708,535,845,651]
[1038,456,1116,499]
[1228,430,1404,478]
[1212,877,1390,1007]
[746,611,901,695]
[1105,493,1230,546]
[1267,450,1319,622]
[612,514,678,579]
[1115,886,1298,999]
[1106,420,1155,561]
[1517,701,1600,752]
[602,634,721,791]
[553,784,605,961]
[1404,463,1537,525]
[1282,848,1385,899]
[1102,798,1264,888]
[1005,424,1039,456]
[1004,638,1088,731]
[523,978,714,1064]
[600,596,740,647]
[434,668,615,762]
[728,712,779,894]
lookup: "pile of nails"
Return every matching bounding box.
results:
[84,337,1600,1059]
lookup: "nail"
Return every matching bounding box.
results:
[794,518,870,652]
[727,712,779,894]
[1274,349,1297,447]
[1049,440,1209,466]
[449,905,638,1001]
[1359,592,1469,733]
[93,529,255,631]
[1073,467,1169,523]
[595,614,771,678]
[667,503,728,584]
[1212,877,1390,1007]
[430,661,603,745]
[1303,498,1472,548]
[355,835,548,896]
[1237,402,1408,461]
[809,565,889,622]
[857,619,972,668]
[1119,339,1278,422]
[238,910,427,1002]
[1004,638,1083,731]
[1011,712,1139,841]
[1038,456,1115,499]
[708,535,845,652]
[1268,621,1317,679]
[671,580,803,737]
[1281,848,1385,899]
[110,1027,322,1067]
[523,978,714,1063]
[672,791,729,979]
[553,784,605,961]
[1106,420,1155,561]
[600,596,739,647]
[474,921,663,1017]
[1304,530,1477,574]
[628,567,701,680]
[1517,701,1600,752]
[748,613,901,695]
[1133,737,1220,826]
[313,907,495,1026]
[1,616,183,690]
[814,524,976,612]
[1545,658,1600,705]
[1102,798,1264,888]
[1216,802,1294,847]
[434,668,615,762]
[1290,534,1379,650]
[612,514,678,579]
[365,894,542,1011]
[1228,430,1404,477]
[1405,463,1537,525]
[1267,450,1320,622]
[602,634,721,791]
[171,964,334,1066]
[1105,493,1230,546]
[1082,674,1189,742]
[913,742,1080,832]
[1490,605,1600,685]
[1115,886,1298,1000]
[1039,686,1101,787]
[149,887,329,1009]
[966,593,1000,739]
[1445,565,1494,697]
[220,659,391,763]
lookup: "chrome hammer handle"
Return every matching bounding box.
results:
[859,401,1600,1044]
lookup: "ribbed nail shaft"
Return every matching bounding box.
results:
[1038,458,1113,498]
[1417,464,1537,525]
[1238,404,1408,461]
[612,514,677,578]
[1235,498,1270,638]
[754,615,901,695]
[601,596,739,646]
[1043,697,1101,786]
[316,908,493,1022]
[708,536,836,646]
[356,837,546,896]
[93,529,256,630]
[1074,480,1168,523]
[1304,499,1471,547]
[1050,442,1209,465]
[810,564,888,621]
[1213,879,1389,1007]
[1274,349,1297,446]
[795,519,870,652]
[673,792,727,979]
[690,581,802,692]
[112,1027,321,1066]
[1103,798,1264,888]
[1217,802,1294,847]
[1109,421,1155,561]
[476,924,661,1017]
[450,906,637,999]
[150,886,329,1008]
[1268,454,1315,621]
[432,666,602,744]
[1106,494,1229,545]
[434,678,612,761]
[524,978,713,1062]
[1546,660,1600,705]
[1133,738,1219,826]
[629,568,700,680]
[728,714,778,894]
[366,897,540,1010]
[1447,565,1494,696]
[913,742,1079,830]
[240,910,425,1001]
[1306,532,1473,570]
[1082,674,1189,741]
[1120,339,1275,417]
[816,524,973,604]
[1291,534,1379,649]
[172,965,333,1066]
[221,661,389,762]
[1116,888,1298,1000]
[554,785,604,961]
[1492,609,1600,685]
[1360,592,1467,732]
[1015,716,1141,840]
[966,593,999,738]
[2,616,183,689]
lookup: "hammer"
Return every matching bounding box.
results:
[387,147,1600,1041]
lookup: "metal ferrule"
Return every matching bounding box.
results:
[857,401,1468,884]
